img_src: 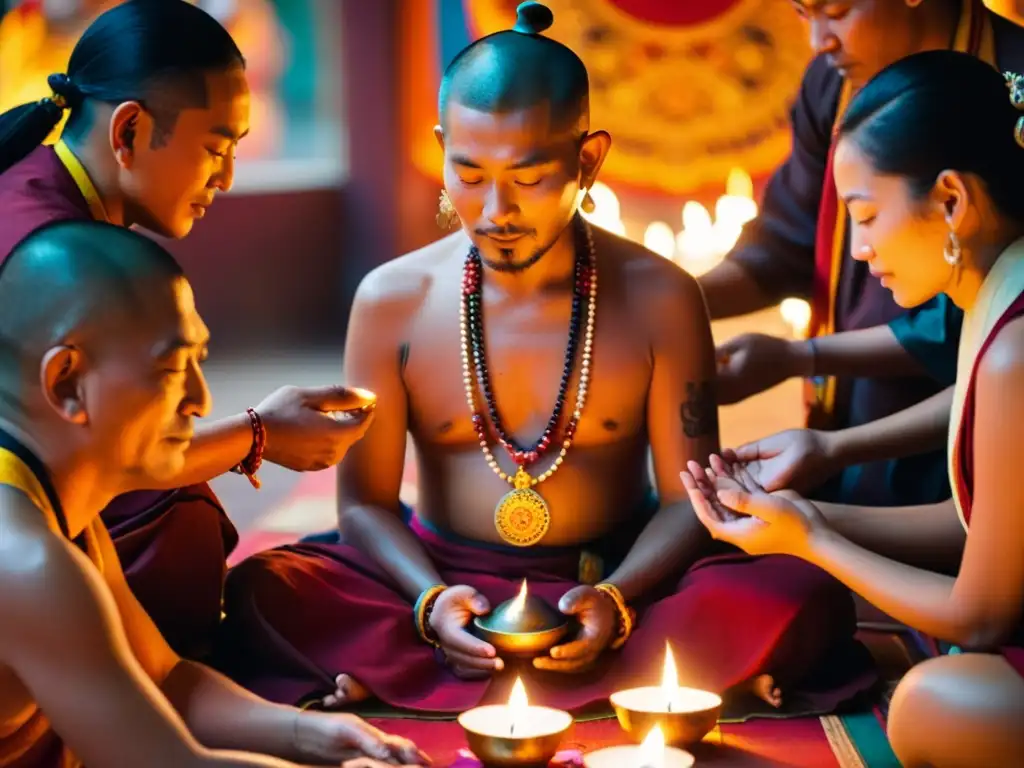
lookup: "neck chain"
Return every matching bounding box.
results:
[459,217,597,546]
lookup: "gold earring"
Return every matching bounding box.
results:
[436,189,459,230]
[1003,72,1024,148]
[580,188,596,214]
[944,230,962,266]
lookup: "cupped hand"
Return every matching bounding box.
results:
[429,585,504,679]
[722,428,838,493]
[681,457,828,557]
[298,711,431,766]
[534,585,617,673]
[715,334,810,406]
[256,385,377,472]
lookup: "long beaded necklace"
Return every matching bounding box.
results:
[459,217,597,546]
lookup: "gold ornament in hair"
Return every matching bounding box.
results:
[1003,71,1024,149]
[436,188,459,230]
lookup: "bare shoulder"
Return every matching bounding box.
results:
[0,489,101,651]
[354,232,465,309]
[978,315,1024,384]
[590,225,707,323]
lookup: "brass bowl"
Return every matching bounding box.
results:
[458,705,573,767]
[610,686,722,747]
[472,592,569,657]
[472,618,570,657]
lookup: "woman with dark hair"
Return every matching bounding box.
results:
[684,50,1024,767]
[708,0,1024,513]
[0,0,378,668]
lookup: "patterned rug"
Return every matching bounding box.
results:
[229,467,927,767]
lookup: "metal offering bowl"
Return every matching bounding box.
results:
[472,593,569,658]
[610,686,722,747]
[458,704,573,767]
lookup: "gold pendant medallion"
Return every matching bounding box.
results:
[494,467,550,547]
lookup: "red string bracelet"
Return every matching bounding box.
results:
[231,408,266,489]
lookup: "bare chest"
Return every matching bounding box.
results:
[403,278,651,451]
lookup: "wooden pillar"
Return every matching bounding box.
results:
[337,0,400,316]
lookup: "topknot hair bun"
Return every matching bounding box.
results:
[513,1,554,35]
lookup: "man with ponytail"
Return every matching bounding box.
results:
[0,0,379,666]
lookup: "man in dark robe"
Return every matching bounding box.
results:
[0,0,375,662]
[0,221,426,768]
[703,0,1024,507]
[217,1,876,717]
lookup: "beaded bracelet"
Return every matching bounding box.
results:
[230,408,266,489]
[413,584,447,648]
[595,582,636,650]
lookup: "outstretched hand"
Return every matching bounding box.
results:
[681,456,828,557]
[534,585,617,674]
[723,428,839,493]
[256,385,377,472]
[297,711,431,766]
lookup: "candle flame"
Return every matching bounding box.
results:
[681,201,713,233]
[638,724,666,768]
[644,221,676,260]
[726,167,754,199]
[508,676,529,736]
[507,579,528,620]
[661,642,681,712]
[780,297,812,339]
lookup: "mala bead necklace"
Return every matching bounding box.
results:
[459,217,597,546]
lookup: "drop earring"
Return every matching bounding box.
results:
[580,188,596,214]
[944,230,962,266]
[436,189,459,230]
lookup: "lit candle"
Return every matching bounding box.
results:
[644,221,677,261]
[581,181,627,236]
[639,725,666,768]
[583,724,694,768]
[458,677,573,765]
[609,643,723,747]
[473,579,569,657]
[676,201,720,276]
[508,676,527,737]
[779,297,812,339]
[661,643,682,713]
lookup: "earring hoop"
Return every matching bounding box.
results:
[943,230,962,267]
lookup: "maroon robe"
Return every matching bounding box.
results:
[219,516,877,714]
[949,291,1024,678]
[0,146,238,661]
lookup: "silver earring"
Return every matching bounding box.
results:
[944,230,962,266]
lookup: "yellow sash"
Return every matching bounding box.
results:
[0,445,97,767]
[53,139,109,223]
[0,446,103,571]
[948,238,1024,529]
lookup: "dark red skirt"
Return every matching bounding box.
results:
[217,516,876,713]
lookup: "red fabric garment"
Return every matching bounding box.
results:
[219,517,876,713]
[0,146,237,662]
[0,146,91,260]
[950,291,1024,676]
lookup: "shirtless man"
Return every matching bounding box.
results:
[0,221,426,767]
[219,1,874,715]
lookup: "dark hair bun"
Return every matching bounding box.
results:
[46,73,82,108]
[513,1,554,35]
